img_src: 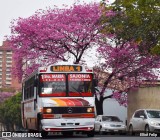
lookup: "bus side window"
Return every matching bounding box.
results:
[31,84,34,98]
[28,86,30,99]
[24,87,27,100]
[24,87,26,100]
[30,86,32,98]
[34,79,38,87]
[27,87,29,99]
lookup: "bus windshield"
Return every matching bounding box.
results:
[39,74,66,96]
[68,74,93,97]
[39,73,93,97]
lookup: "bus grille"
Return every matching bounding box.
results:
[43,107,93,114]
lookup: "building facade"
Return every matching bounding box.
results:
[0,41,21,90]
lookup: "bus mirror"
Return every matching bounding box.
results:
[34,79,38,87]
[93,79,98,87]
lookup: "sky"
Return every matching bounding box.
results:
[0,0,114,46]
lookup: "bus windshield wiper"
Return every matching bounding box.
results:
[70,86,83,96]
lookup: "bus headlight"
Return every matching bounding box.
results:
[87,107,93,113]
[45,108,52,113]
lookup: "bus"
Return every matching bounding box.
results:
[21,64,97,137]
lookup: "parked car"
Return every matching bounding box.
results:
[94,115,126,134]
[128,109,160,134]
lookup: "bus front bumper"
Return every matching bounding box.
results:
[41,118,95,132]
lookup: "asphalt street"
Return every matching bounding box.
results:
[0,133,159,140]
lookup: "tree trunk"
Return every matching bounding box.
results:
[95,94,113,116]
[95,96,104,115]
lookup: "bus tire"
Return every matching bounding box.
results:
[62,131,73,137]
[26,121,29,132]
[37,119,48,138]
[87,130,95,137]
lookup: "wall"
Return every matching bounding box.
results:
[128,86,160,125]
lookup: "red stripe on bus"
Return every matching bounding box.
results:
[60,99,75,106]
[42,113,94,119]
[50,98,89,107]
[44,127,94,131]
[76,98,89,106]
[39,93,66,97]
[69,92,92,97]
[68,99,83,106]
[81,92,92,96]
[43,114,54,119]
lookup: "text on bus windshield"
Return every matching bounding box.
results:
[39,74,93,97]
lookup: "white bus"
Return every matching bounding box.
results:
[21,64,96,137]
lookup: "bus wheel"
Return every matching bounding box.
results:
[26,121,31,132]
[87,130,95,137]
[41,131,48,138]
[38,119,48,138]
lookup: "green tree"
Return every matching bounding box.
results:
[102,0,160,54]
[0,93,22,131]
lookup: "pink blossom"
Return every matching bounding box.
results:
[113,91,127,107]
[96,40,160,106]
[0,92,15,103]
[8,2,105,81]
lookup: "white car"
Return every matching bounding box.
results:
[129,109,160,134]
[94,115,126,134]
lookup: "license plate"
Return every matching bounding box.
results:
[54,114,62,118]
[67,123,74,126]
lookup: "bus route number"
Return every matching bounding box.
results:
[50,65,82,72]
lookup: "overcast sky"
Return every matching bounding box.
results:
[0,0,115,46]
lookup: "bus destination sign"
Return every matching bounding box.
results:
[50,65,82,72]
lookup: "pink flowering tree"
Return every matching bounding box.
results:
[95,40,160,115]
[8,3,104,80]
[8,2,160,115]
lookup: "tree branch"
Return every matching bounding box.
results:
[103,94,113,101]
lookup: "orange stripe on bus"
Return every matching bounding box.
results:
[51,98,67,106]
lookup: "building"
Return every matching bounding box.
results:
[0,41,21,90]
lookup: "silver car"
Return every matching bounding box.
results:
[94,115,126,134]
[129,109,160,134]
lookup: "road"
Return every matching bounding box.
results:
[0,133,159,140]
